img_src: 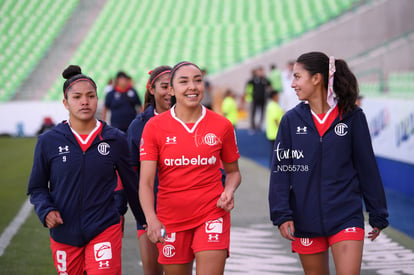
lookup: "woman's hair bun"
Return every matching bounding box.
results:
[62,65,82,79]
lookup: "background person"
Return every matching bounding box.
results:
[139,61,241,275]
[265,90,283,166]
[126,65,172,275]
[269,52,389,275]
[102,71,142,132]
[27,65,135,274]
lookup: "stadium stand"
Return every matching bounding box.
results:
[43,0,360,100]
[0,0,79,101]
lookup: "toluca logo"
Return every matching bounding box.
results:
[97,142,110,155]
[164,155,217,166]
[163,244,176,258]
[334,123,348,136]
[300,238,313,247]
[204,133,219,146]
[275,142,305,162]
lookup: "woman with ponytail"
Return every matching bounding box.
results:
[269,52,389,274]
[126,65,172,275]
[139,61,241,275]
[28,65,136,274]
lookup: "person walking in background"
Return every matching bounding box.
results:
[102,71,142,132]
[126,65,173,275]
[269,52,389,275]
[27,65,135,274]
[246,66,272,131]
[139,61,241,275]
[265,90,283,166]
[221,89,238,127]
[269,64,283,92]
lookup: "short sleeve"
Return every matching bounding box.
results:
[139,120,159,161]
[220,121,240,163]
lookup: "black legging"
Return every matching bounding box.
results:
[250,100,265,130]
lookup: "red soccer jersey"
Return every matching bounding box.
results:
[140,106,240,232]
[311,105,339,137]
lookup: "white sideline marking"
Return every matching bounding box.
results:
[0,198,33,256]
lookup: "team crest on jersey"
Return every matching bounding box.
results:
[204,133,219,146]
[335,123,348,136]
[97,142,110,155]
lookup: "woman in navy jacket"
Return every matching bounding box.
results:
[126,65,172,275]
[269,52,389,275]
[27,65,135,275]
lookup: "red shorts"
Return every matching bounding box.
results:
[292,227,365,254]
[50,222,122,275]
[157,213,230,265]
[137,229,146,239]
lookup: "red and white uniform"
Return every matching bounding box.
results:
[140,106,240,232]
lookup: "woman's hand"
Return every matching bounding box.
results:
[217,189,235,212]
[279,221,295,241]
[146,217,165,244]
[368,227,381,241]
[45,210,64,229]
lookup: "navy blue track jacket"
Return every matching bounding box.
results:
[269,103,389,238]
[27,121,134,247]
[125,106,155,229]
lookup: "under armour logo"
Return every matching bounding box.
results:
[296,126,307,134]
[99,261,110,268]
[166,136,177,144]
[58,145,69,154]
[208,234,220,241]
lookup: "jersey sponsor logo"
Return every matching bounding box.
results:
[335,123,348,136]
[97,142,110,155]
[94,242,112,261]
[164,155,217,166]
[205,217,223,233]
[296,126,308,134]
[165,136,177,144]
[300,238,313,247]
[164,232,176,243]
[162,244,176,258]
[274,142,305,162]
[58,145,70,154]
[204,133,219,146]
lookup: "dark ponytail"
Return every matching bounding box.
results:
[144,65,172,110]
[62,65,96,98]
[296,52,358,114]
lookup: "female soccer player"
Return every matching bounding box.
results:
[139,61,241,275]
[268,52,389,275]
[27,65,135,275]
[126,65,172,275]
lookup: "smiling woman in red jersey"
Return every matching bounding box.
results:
[139,61,241,275]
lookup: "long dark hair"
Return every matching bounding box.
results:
[296,52,358,114]
[144,65,172,110]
